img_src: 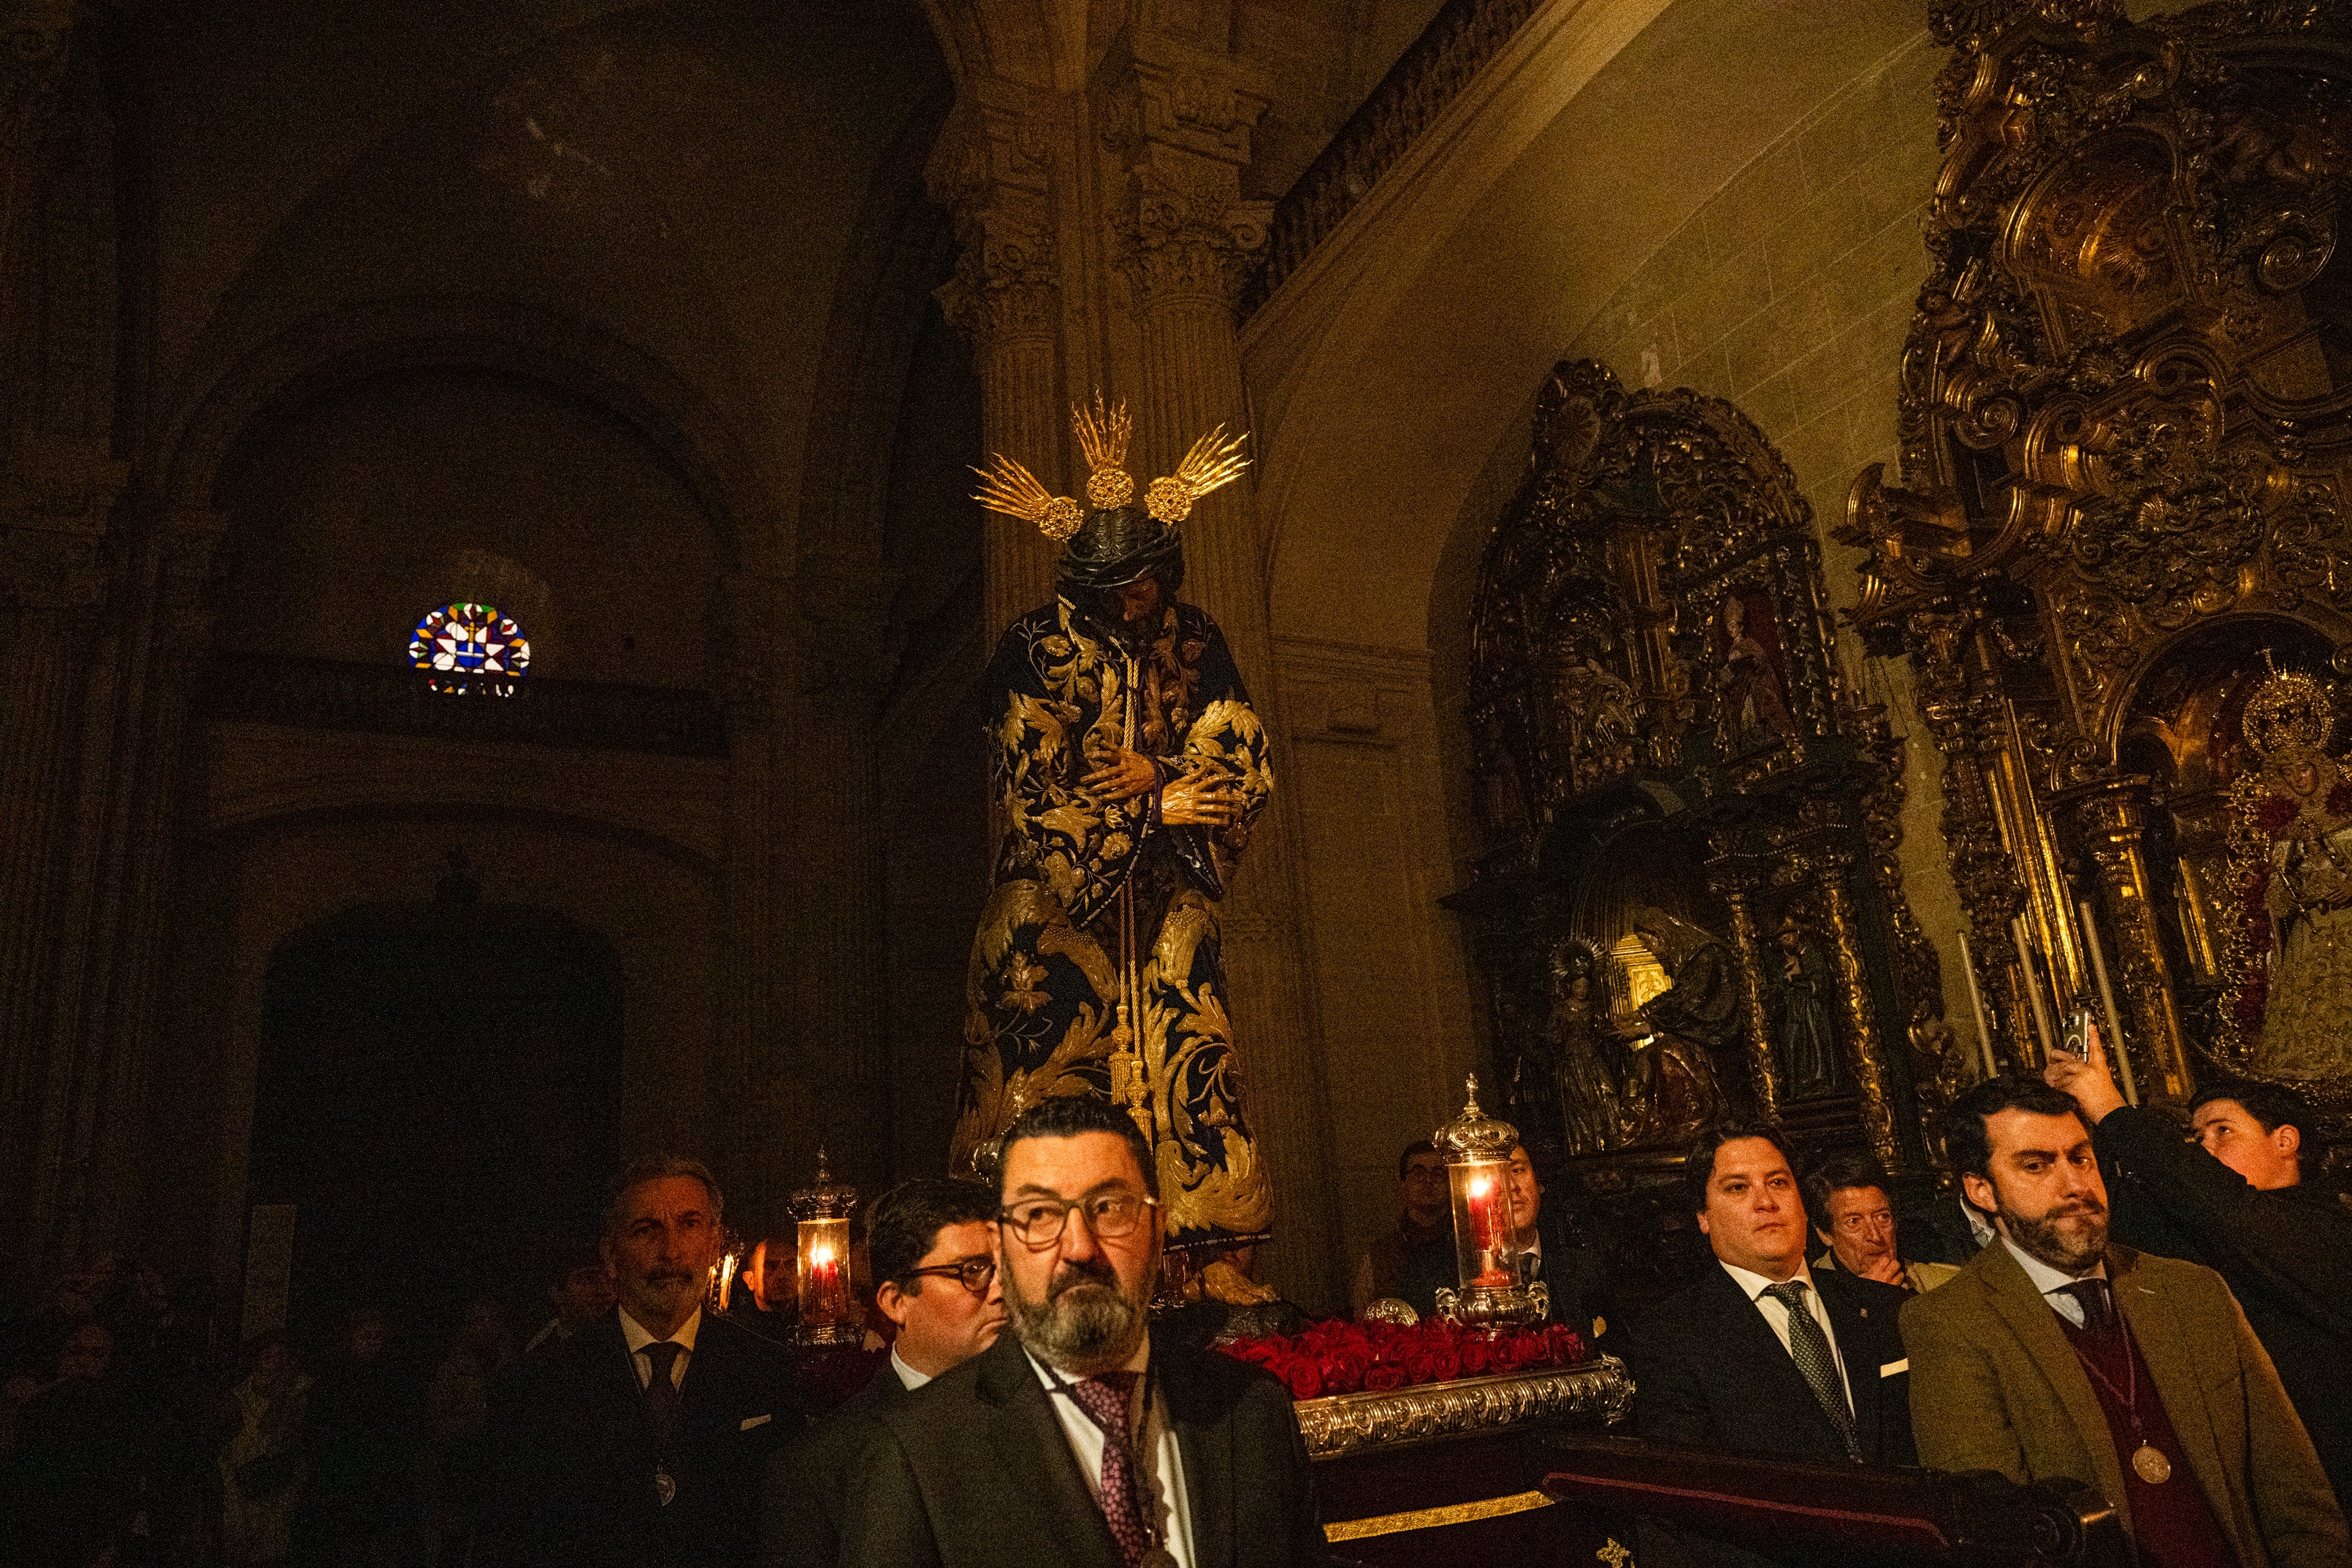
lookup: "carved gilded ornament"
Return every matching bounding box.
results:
[1842,1,2352,1086]
[1463,359,1937,1171]
[1291,1358,1633,1461]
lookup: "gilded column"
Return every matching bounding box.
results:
[1814,833,1906,1174]
[2066,779,2193,1101]
[927,77,1063,639]
[1908,605,2040,1070]
[1096,36,1342,1307]
[1706,839,1781,1120]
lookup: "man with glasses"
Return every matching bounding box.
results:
[836,1096,1329,1567]
[763,1177,1004,1565]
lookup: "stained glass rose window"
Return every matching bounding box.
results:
[408,603,530,695]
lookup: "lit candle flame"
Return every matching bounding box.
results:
[812,1243,836,1266]
[1467,1175,1490,1198]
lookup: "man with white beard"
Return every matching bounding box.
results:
[1903,1078,2345,1567]
[837,1098,1329,1567]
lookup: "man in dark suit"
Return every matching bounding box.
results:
[481,1155,804,1568]
[837,1095,1329,1567]
[1635,1121,1915,1567]
[763,1176,1005,1565]
[2046,1026,2352,1511]
[1397,1142,1619,1358]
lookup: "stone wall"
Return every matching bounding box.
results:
[1559,30,1982,1066]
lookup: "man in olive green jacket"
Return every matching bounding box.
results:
[1903,1077,2347,1567]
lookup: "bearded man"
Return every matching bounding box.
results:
[1902,1079,2345,1567]
[836,1097,1328,1567]
[954,398,1273,1263]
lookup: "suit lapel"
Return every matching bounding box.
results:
[2110,1250,2236,1529]
[1701,1267,1843,1453]
[975,1336,1123,1568]
[1815,1275,1881,1458]
[1157,1332,1232,1568]
[1974,1242,2128,1510]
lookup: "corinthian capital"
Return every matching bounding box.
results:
[1115,170,1270,310]
[925,75,1061,346]
[1,7,75,150]
[1093,33,1272,312]
[934,210,1060,345]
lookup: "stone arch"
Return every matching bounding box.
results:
[145,295,779,581]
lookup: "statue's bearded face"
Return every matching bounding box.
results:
[1113,576,1164,627]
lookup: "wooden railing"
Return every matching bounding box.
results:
[1541,1434,2128,1567]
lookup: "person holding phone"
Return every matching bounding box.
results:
[2046,1023,2352,1511]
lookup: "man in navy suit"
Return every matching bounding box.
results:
[481,1156,804,1568]
[1635,1121,1914,1566]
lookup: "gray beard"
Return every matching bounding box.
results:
[1005,1261,1151,1372]
[2001,1201,2109,1274]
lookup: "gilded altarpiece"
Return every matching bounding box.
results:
[1844,1,2352,1122]
[1454,362,1952,1288]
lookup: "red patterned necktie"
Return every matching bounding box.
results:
[1066,1372,1150,1567]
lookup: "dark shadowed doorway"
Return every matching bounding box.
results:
[250,870,623,1342]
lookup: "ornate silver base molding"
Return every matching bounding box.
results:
[1297,1356,1634,1460]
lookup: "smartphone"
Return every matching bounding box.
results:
[2058,1007,2092,1060]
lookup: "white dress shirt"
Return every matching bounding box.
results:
[890,1345,930,1391]
[2000,1234,2109,1329]
[618,1305,700,1392]
[1719,1261,1853,1411]
[1028,1342,1196,1567]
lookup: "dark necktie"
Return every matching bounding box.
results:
[1762,1280,1860,1460]
[1065,1372,1150,1567]
[2061,1280,2115,1339]
[641,1341,684,1444]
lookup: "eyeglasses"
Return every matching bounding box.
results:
[999,1191,1158,1247]
[900,1257,997,1295]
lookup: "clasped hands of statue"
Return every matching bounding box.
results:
[1082,746,1242,827]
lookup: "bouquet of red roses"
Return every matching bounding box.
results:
[1216,1315,1586,1401]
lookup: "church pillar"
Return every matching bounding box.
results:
[928,79,1064,640]
[1099,36,1340,1306]
[0,454,117,1252]
[2065,778,2194,1101]
[31,508,223,1268]
[774,550,898,1199]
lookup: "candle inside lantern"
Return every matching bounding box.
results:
[1450,1157,1516,1288]
[790,1147,862,1346]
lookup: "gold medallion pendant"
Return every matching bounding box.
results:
[2132,1444,2172,1484]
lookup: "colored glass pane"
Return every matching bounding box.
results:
[408,603,531,695]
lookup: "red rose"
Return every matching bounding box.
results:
[1400,1348,1438,1384]
[1280,1355,1324,1401]
[1332,1348,1376,1391]
[1427,1345,1462,1382]
[1224,1339,1279,1368]
[1363,1363,1408,1393]
[1489,1334,1527,1373]
[1458,1336,1492,1376]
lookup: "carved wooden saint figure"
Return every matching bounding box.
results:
[1771,914,1846,1100]
[1614,907,1734,1145]
[1714,594,1794,752]
[2229,662,2352,1079]
[954,397,1275,1255]
[1546,939,1620,1156]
